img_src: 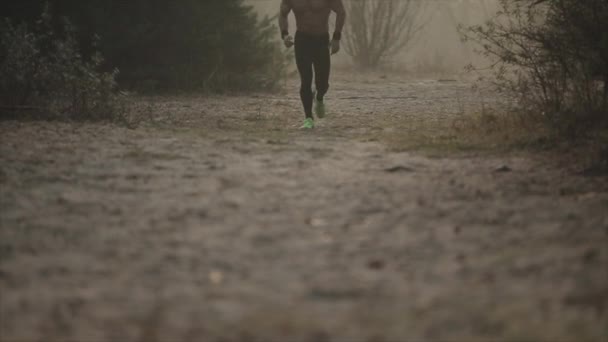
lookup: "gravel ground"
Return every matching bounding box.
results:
[1,73,607,342]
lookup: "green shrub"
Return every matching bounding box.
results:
[462,0,608,137]
[1,1,290,93]
[0,5,123,121]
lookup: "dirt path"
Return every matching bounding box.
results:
[1,75,607,342]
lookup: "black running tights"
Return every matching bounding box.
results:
[295,31,330,118]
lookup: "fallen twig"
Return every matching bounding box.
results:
[0,105,44,111]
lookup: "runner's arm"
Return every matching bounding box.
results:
[279,0,292,39]
[331,0,346,40]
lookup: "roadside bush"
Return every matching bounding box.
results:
[1,1,289,93]
[462,0,608,137]
[0,6,123,121]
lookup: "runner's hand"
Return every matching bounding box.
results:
[331,39,340,55]
[283,35,294,48]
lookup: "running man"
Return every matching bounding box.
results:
[279,0,346,129]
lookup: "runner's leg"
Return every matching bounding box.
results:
[295,32,314,119]
[313,33,331,102]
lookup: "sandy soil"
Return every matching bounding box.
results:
[1,74,607,342]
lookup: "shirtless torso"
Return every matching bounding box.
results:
[279,0,346,38]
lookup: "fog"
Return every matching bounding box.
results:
[248,0,499,74]
[2,1,607,341]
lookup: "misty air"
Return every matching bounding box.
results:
[1,0,607,341]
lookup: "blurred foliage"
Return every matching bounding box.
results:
[0,0,288,92]
[0,5,123,121]
[462,0,608,137]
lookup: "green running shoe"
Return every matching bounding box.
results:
[301,117,315,129]
[315,98,326,119]
[313,91,326,119]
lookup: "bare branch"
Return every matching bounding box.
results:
[343,0,426,68]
